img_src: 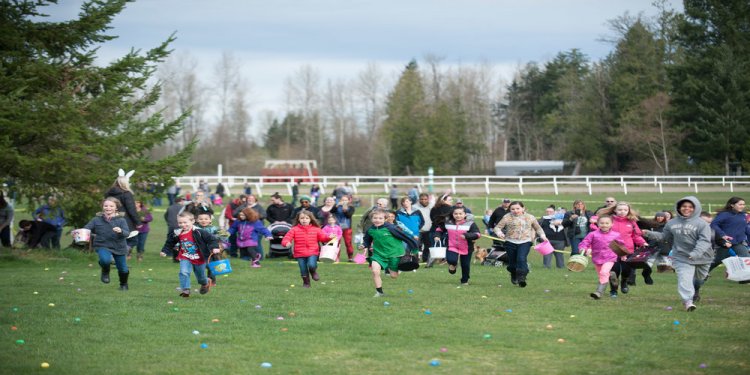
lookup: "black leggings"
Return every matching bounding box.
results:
[446,250,473,283]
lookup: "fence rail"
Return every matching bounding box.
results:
[172,175,750,197]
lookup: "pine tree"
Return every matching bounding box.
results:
[0,0,195,227]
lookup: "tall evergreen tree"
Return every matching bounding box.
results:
[0,0,194,227]
[381,60,426,174]
[670,0,750,173]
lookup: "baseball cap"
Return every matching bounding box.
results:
[503,198,511,203]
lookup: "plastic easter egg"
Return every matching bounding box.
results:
[41,362,50,369]
[260,362,272,368]
[383,301,390,306]
[483,334,492,339]
[16,339,25,345]
[192,330,200,335]
[429,360,440,366]
[439,347,448,353]
[200,343,208,349]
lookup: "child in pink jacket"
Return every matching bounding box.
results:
[579,215,624,299]
[281,210,333,288]
[434,207,481,285]
[321,215,343,262]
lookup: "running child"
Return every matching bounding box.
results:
[434,206,481,285]
[321,214,343,262]
[360,209,418,297]
[578,215,623,299]
[160,211,221,298]
[76,197,130,291]
[598,202,647,296]
[228,208,272,267]
[281,210,332,288]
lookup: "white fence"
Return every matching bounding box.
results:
[173,175,750,197]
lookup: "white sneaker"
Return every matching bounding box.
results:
[373,292,384,298]
[685,301,696,312]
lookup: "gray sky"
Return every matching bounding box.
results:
[44,0,683,116]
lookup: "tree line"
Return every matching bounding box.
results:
[157,0,748,176]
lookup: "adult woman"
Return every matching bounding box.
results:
[494,201,547,287]
[562,200,594,255]
[317,196,337,222]
[539,206,565,269]
[396,197,424,244]
[0,191,13,247]
[645,197,713,311]
[711,197,748,258]
[105,173,141,243]
[427,193,454,266]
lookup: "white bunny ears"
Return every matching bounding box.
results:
[118,168,135,180]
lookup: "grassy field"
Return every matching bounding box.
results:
[1,192,749,374]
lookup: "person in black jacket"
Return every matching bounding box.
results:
[18,220,57,249]
[266,192,294,224]
[105,170,141,247]
[160,211,220,298]
[487,198,512,251]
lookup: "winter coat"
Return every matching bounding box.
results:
[83,213,130,255]
[646,196,714,265]
[332,204,355,230]
[436,219,481,256]
[363,223,418,258]
[562,210,594,238]
[267,203,294,224]
[229,220,271,248]
[281,224,330,258]
[540,216,567,242]
[494,212,545,244]
[610,215,646,253]
[137,209,152,233]
[578,229,622,265]
[105,186,141,232]
[396,208,425,237]
[162,226,219,260]
[711,210,748,245]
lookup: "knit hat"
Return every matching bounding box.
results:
[299,195,311,202]
[654,212,667,218]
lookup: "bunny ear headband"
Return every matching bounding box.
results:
[118,168,135,179]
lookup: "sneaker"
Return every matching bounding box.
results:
[137,254,143,262]
[373,292,384,297]
[461,281,470,286]
[119,284,129,291]
[610,290,618,298]
[199,283,210,295]
[180,289,190,298]
[590,291,602,300]
[644,274,654,285]
[693,292,700,303]
[621,285,629,294]
[448,264,457,274]
[251,262,261,268]
[685,301,696,312]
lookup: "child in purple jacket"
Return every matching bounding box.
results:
[578,215,624,299]
[229,208,272,267]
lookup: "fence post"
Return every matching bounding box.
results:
[553,177,559,195]
[623,183,628,195]
[519,177,524,195]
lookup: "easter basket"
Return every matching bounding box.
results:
[398,250,420,271]
[319,240,340,263]
[207,253,233,276]
[609,240,632,257]
[566,254,589,272]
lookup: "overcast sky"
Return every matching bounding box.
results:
[44,0,683,117]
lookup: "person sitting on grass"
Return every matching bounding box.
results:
[160,211,220,298]
[361,209,418,297]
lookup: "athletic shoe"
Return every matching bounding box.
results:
[373,292,384,298]
[179,289,190,298]
[609,271,619,290]
[685,301,696,312]
[461,281,470,286]
[693,292,700,303]
[621,285,629,294]
[199,283,210,295]
[644,274,654,285]
[590,291,602,300]
[251,262,261,268]
[448,264,457,274]
[610,290,618,298]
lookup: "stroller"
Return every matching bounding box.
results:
[482,243,508,267]
[267,221,293,258]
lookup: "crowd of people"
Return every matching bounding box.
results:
[2,176,748,310]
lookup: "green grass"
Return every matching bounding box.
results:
[2,191,750,374]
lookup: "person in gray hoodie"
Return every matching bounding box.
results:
[645,196,714,312]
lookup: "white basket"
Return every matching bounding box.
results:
[429,239,447,259]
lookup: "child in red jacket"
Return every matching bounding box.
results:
[281,210,334,288]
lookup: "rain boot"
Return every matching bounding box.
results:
[118,271,129,291]
[101,265,111,284]
[309,267,320,281]
[590,283,607,299]
[302,275,311,288]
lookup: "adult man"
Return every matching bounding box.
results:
[455,199,472,214]
[266,192,294,224]
[184,190,214,218]
[163,196,184,258]
[34,196,66,249]
[359,198,390,234]
[413,193,435,262]
[594,197,617,215]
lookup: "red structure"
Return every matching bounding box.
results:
[261,160,319,182]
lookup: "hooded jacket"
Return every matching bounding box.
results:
[105,186,141,231]
[647,196,713,265]
[83,212,129,255]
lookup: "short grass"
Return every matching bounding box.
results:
[2,191,749,374]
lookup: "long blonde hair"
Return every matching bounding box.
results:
[601,202,639,221]
[112,176,133,193]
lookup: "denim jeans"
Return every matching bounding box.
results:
[297,256,319,276]
[570,236,584,256]
[179,259,208,290]
[97,248,128,273]
[136,232,148,254]
[504,241,531,274]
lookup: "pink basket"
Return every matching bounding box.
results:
[353,251,367,264]
[534,240,554,255]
